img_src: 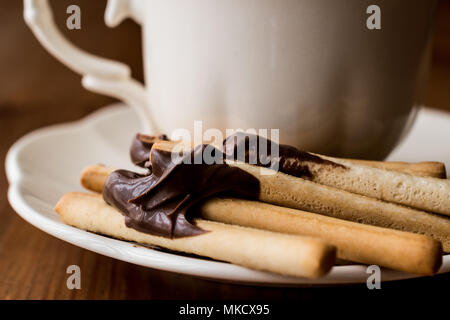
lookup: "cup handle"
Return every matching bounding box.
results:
[23,0,157,134]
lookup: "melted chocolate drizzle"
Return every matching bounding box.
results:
[223,132,345,179]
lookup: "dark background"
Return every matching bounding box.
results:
[0,0,449,299]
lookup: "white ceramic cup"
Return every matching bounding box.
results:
[24,0,437,159]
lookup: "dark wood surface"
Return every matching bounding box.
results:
[1,1,449,300]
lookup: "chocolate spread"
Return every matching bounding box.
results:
[103,140,260,238]
[130,133,168,168]
[104,132,344,238]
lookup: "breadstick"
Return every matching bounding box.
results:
[153,138,447,178]
[200,198,442,275]
[55,192,336,278]
[338,158,446,179]
[80,164,450,252]
[155,140,450,215]
[310,156,450,216]
[80,164,113,193]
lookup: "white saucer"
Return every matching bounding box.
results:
[5,103,450,286]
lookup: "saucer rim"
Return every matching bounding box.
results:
[5,103,450,286]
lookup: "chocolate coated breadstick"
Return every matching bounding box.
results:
[151,138,447,178]
[55,192,336,278]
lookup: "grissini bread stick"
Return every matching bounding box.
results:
[79,158,446,194]
[337,159,446,179]
[155,138,447,178]
[79,165,444,274]
[200,198,442,275]
[55,192,336,279]
[155,140,450,215]
[80,164,450,252]
[80,164,114,193]
[151,140,446,178]
[308,155,450,216]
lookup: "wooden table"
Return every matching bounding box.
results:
[1,0,449,300]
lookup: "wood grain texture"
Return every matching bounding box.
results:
[0,0,449,299]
